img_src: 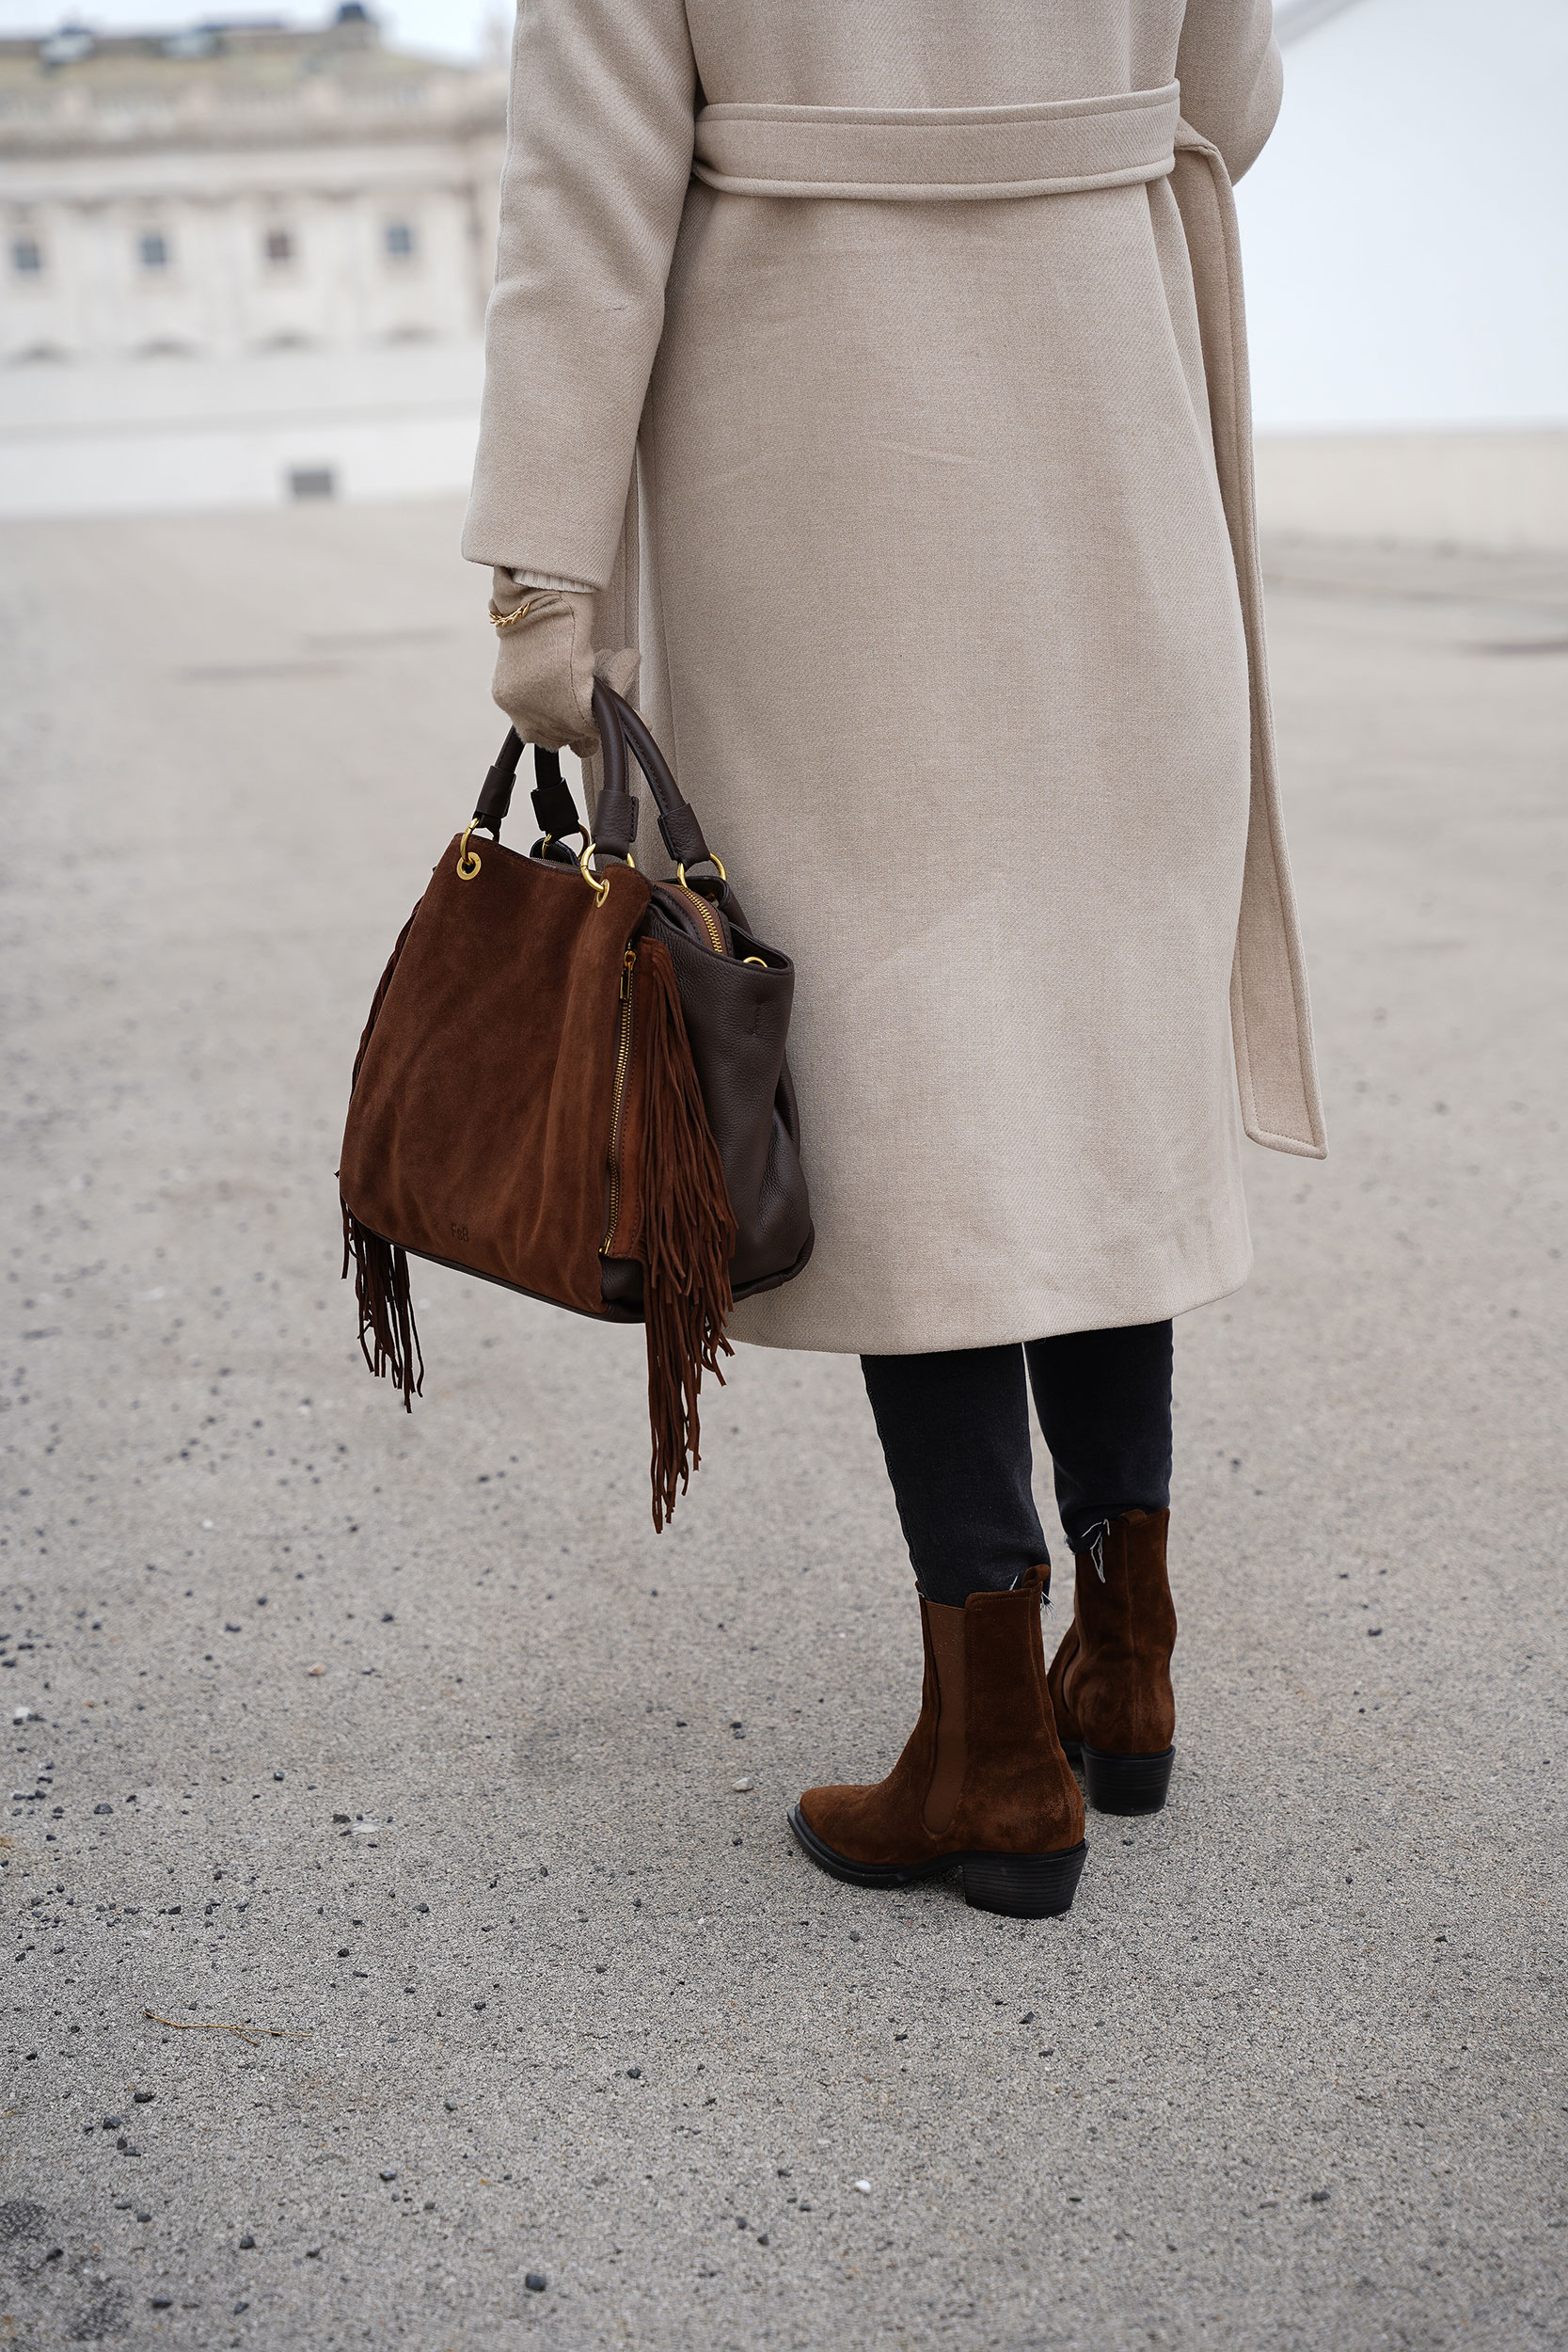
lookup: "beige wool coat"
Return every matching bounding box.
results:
[462,0,1326,1356]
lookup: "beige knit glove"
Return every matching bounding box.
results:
[488,571,639,756]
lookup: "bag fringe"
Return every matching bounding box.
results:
[341,901,424,1411]
[341,1200,423,1412]
[637,940,737,1529]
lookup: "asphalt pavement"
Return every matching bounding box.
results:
[1,502,1564,2351]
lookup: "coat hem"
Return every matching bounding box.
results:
[727,1250,1255,1358]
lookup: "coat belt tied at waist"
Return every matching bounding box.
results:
[684,85,1326,1162]
[693,84,1181,200]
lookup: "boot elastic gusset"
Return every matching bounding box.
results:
[791,1566,1086,1916]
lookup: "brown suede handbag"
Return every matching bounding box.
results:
[339,683,813,1526]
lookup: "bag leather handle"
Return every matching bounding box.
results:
[469,690,714,873]
[471,734,580,846]
[593,683,714,872]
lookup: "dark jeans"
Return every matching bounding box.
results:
[861,1323,1173,1607]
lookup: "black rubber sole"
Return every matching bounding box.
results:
[1062,1741,1176,1816]
[788,1804,1087,1920]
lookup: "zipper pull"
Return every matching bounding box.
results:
[620,946,636,1000]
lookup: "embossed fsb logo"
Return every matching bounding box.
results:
[451,1222,469,1245]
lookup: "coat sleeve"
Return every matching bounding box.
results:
[1175,0,1283,182]
[461,0,699,587]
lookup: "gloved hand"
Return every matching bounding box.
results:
[488,570,639,756]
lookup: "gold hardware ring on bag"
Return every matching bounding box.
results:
[464,818,620,909]
[578,839,611,909]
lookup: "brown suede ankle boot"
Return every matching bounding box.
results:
[789,1567,1086,1919]
[1047,1507,1177,1815]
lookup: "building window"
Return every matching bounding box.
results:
[138,230,171,272]
[11,236,44,277]
[383,219,416,261]
[263,227,294,266]
[289,466,337,501]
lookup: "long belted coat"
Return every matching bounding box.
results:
[462,0,1326,1356]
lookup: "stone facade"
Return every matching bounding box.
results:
[0,8,506,368]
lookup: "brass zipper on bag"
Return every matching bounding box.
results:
[674,864,728,956]
[600,946,637,1256]
[676,875,770,964]
[679,883,725,954]
[674,870,765,966]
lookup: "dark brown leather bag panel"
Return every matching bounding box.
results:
[643,911,814,1295]
[341,836,651,1317]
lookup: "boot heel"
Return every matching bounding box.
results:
[1081,1744,1174,1815]
[960,1839,1086,1920]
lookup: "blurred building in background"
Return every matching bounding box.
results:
[0,5,504,513]
[1,0,1563,539]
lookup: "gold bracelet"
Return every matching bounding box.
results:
[487,594,545,631]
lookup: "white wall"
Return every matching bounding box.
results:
[0,342,483,515]
[1240,0,1568,430]
[1252,428,1568,549]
